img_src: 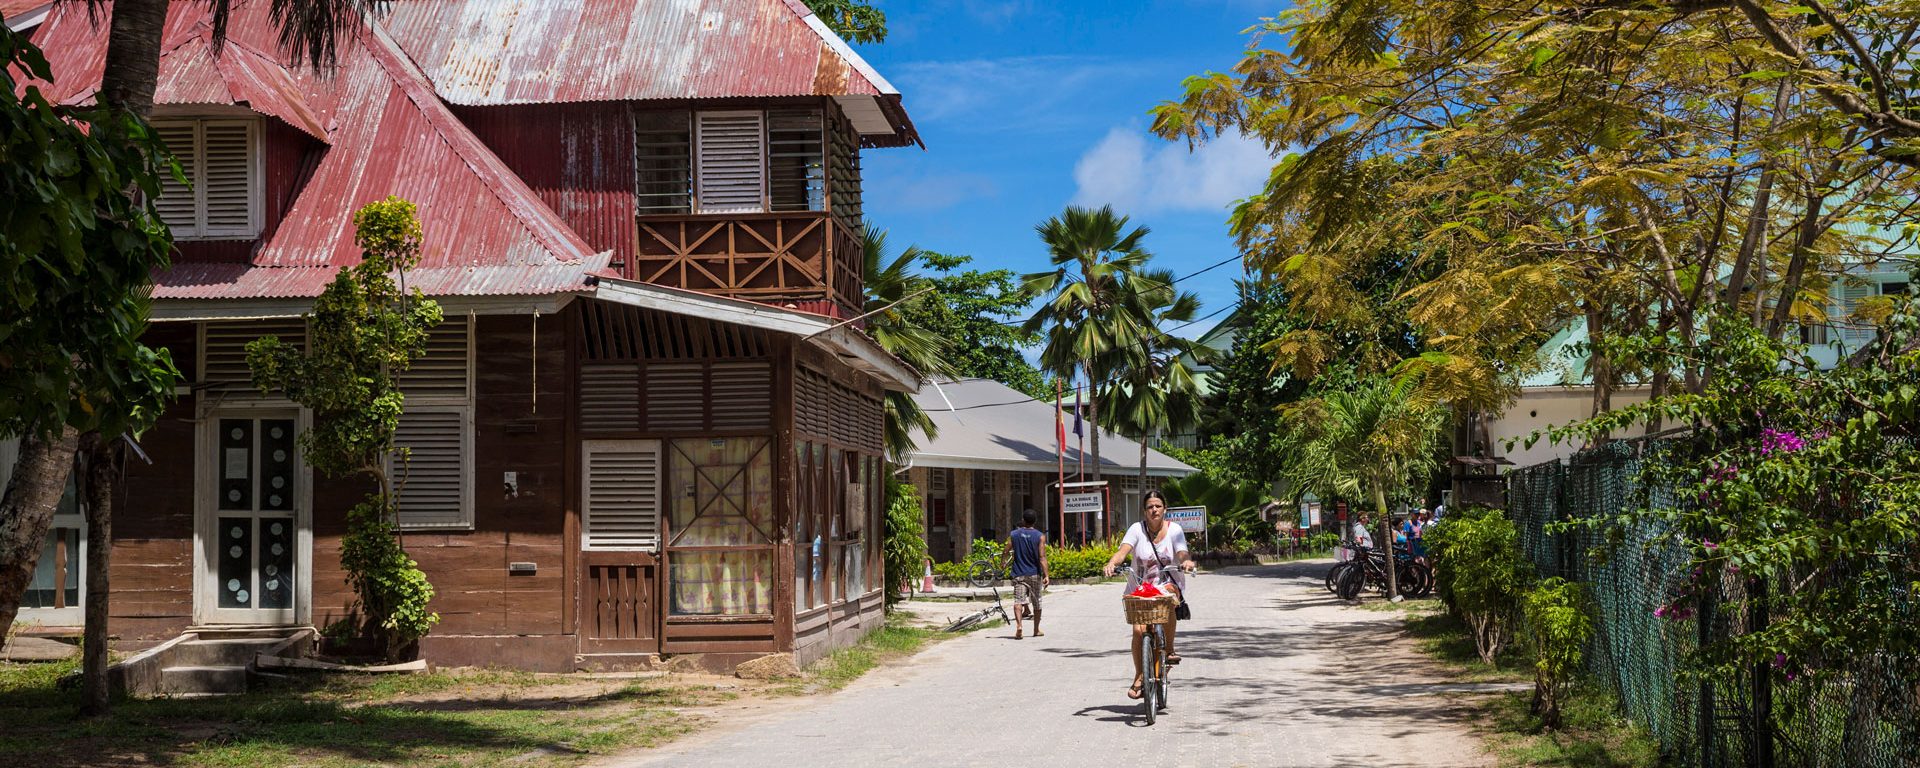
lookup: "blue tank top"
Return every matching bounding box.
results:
[1009,527,1043,577]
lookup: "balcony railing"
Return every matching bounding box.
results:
[631,211,862,319]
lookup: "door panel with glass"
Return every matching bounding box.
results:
[202,415,301,624]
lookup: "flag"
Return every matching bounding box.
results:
[1055,388,1067,455]
[1072,386,1084,437]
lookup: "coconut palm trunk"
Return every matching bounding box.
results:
[1372,480,1398,600]
[80,438,118,716]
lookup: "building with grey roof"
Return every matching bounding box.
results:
[903,378,1196,561]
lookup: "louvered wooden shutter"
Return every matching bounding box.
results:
[393,408,470,528]
[645,362,707,432]
[200,121,256,236]
[580,362,642,434]
[202,319,305,392]
[583,440,662,550]
[153,122,199,233]
[709,361,772,431]
[695,111,765,214]
[400,316,471,402]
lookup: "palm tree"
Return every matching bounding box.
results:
[1022,205,1158,491]
[1284,377,1444,598]
[861,226,954,460]
[1102,268,1204,498]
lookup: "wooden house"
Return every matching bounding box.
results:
[7,0,920,672]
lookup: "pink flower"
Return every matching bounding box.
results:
[1760,428,1806,455]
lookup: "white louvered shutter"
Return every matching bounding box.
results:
[202,319,306,393]
[200,120,256,236]
[399,316,471,403]
[695,111,765,214]
[583,440,662,550]
[393,408,471,529]
[1842,284,1875,344]
[153,122,199,234]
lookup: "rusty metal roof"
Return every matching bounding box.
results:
[29,2,606,300]
[379,0,919,146]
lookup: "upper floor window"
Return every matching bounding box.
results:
[634,107,832,215]
[153,118,261,239]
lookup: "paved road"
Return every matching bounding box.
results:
[606,560,1493,768]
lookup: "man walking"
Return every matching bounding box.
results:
[1008,509,1049,639]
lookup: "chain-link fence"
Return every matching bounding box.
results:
[1507,446,1920,768]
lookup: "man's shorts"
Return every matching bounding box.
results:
[1012,574,1044,608]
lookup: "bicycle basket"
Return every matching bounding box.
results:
[1123,595,1178,625]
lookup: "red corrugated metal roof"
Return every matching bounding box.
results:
[28,2,607,300]
[379,0,919,146]
[1,1,47,24]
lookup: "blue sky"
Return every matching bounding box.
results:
[854,1,1285,340]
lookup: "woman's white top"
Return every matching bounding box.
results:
[1121,521,1189,593]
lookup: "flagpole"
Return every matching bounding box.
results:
[1075,383,1086,545]
[1055,379,1067,543]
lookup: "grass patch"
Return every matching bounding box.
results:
[1481,686,1662,767]
[0,660,712,767]
[1392,609,1664,767]
[784,613,944,695]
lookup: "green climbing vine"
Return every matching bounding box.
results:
[248,197,440,660]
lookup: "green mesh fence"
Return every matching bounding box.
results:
[1506,447,1920,768]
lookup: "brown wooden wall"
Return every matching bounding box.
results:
[108,323,200,644]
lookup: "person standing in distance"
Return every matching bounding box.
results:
[1007,509,1049,639]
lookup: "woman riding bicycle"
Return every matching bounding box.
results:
[1101,490,1196,701]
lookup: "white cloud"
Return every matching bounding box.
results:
[1069,127,1273,214]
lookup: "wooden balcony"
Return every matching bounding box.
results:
[630,212,863,319]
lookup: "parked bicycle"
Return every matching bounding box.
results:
[965,554,1006,588]
[943,586,1011,632]
[1326,544,1431,600]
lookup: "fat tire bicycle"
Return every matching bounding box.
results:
[942,586,1011,632]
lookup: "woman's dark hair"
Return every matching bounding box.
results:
[1142,489,1168,507]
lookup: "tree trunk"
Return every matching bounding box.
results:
[80,437,117,717]
[1138,431,1149,534]
[1767,187,1834,341]
[0,427,80,634]
[1373,481,1398,601]
[97,0,169,119]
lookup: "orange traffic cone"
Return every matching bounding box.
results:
[922,559,935,593]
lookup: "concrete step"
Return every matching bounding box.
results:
[170,637,285,667]
[160,665,249,696]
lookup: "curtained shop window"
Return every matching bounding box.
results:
[667,437,775,615]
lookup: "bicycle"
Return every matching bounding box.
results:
[1125,593,1179,725]
[965,555,1006,588]
[1330,544,1430,600]
[942,586,1011,632]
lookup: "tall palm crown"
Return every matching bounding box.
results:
[861,226,954,460]
[1101,268,1205,491]
[1023,205,1159,488]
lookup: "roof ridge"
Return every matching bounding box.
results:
[357,16,598,265]
[782,0,898,96]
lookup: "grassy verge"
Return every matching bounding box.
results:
[783,612,945,694]
[1393,603,1663,767]
[0,659,718,767]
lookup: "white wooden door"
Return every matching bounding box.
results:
[198,413,305,624]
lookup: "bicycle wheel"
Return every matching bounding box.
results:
[944,611,984,632]
[1396,562,1430,599]
[1141,631,1161,725]
[1324,561,1351,593]
[967,558,997,588]
[1335,564,1365,601]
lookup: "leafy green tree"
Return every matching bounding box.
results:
[0,25,178,655]
[1159,470,1272,548]
[882,477,928,607]
[1427,506,1534,664]
[248,197,441,661]
[803,0,887,45]
[1151,0,1920,419]
[1522,577,1593,729]
[900,251,1052,400]
[1023,205,1160,487]
[1284,376,1446,597]
[861,226,956,459]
